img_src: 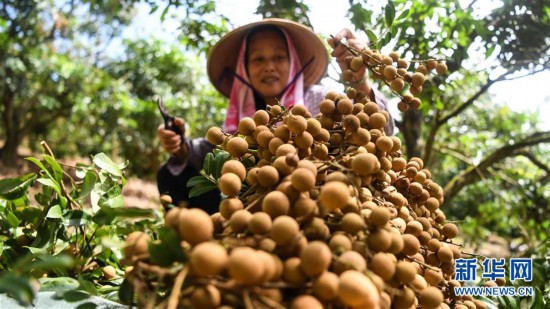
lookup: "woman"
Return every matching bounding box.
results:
[157,19,393,213]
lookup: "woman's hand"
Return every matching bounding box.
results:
[327,28,372,95]
[157,117,188,163]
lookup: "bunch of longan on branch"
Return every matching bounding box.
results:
[122,85,489,308]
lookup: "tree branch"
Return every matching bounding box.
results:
[516,151,550,175]
[437,71,509,126]
[443,131,550,204]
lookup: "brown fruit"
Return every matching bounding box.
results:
[102,265,116,279]
[229,209,252,233]
[436,62,448,75]
[329,233,352,253]
[221,160,246,182]
[206,127,225,145]
[271,216,300,246]
[391,77,405,91]
[350,56,365,72]
[337,99,353,115]
[238,117,256,135]
[228,247,264,284]
[300,241,332,276]
[262,191,290,218]
[401,234,420,255]
[341,212,366,235]
[367,228,392,252]
[375,136,394,152]
[290,295,323,309]
[338,270,380,308]
[218,173,241,197]
[370,252,396,280]
[190,241,228,276]
[124,231,151,258]
[396,261,417,284]
[290,167,316,192]
[178,208,214,245]
[442,223,459,239]
[249,212,272,235]
[368,112,387,129]
[383,65,397,80]
[313,271,339,301]
[424,268,443,285]
[257,165,279,188]
[253,110,270,126]
[226,137,248,158]
[288,115,308,134]
[190,285,221,309]
[419,286,444,308]
[283,257,307,284]
[164,207,180,230]
[319,181,350,210]
[351,153,379,176]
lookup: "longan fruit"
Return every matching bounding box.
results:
[401,234,420,256]
[338,270,380,308]
[329,233,352,253]
[295,131,313,149]
[271,216,300,246]
[123,231,151,258]
[411,72,425,88]
[343,114,360,132]
[290,295,323,309]
[436,246,454,263]
[303,217,330,241]
[436,62,448,75]
[257,165,279,188]
[337,99,353,115]
[424,268,443,285]
[319,99,336,115]
[283,257,307,284]
[419,286,444,308]
[387,230,405,254]
[306,118,322,136]
[383,65,397,80]
[190,241,228,276]
[164,207,180,230]
[221,160,246,182]
[226,137,248,158]
[341,212,366,235]
[228,247,265,284]
[273,124,291,142]
[290,167,316,192]
[319,181,350,210]
[238,117,256,135]
[367,228,392,252]
[312,143,329,160]
[190,285,221,309]
[262,191,290,219]
[218,172,241,197]
[206,127,225,145]
[391,77,405,91]
[300,241,332,276]
[229,209,252,233]
[219,197,243,220]
[253,110,270,126]
[351,153,379,176]
[269,104,282,117]
[288,115,308,134]
[368,112,387,129]
[313,271,339,301]
[370,252,396,281]
[396,261,416,284]
[256,130,274,148]
[102,265,116,279]
[375,136,393,152]
[442,223,459,239]
[349,56,364,72]
[368,206,391,227]
[333,251,366,274]
[291,104,308,117]
[249,212,272,235]
[178,208,213,245]
[292,196,317,218]
[341,69,354,82]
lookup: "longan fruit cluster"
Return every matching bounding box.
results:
[342,45,448,112]
[124,95,490,308]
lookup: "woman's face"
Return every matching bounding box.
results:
[246,30,290,103]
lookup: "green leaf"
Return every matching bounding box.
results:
[63,210,91,227]
[25,246,48,255]
[187,175,213,187]
[98,185,123,209]
[19,254,74,274]
[43,155,64,183]
[0,240,3,258]
[39,277,79,292]
[396,8,409,20]
[77,275,97,296]
[148,227,186,267]
[365,29,378,44]
[160,5,169,21]
[92,207,154,225]
[92,153,122,177]
[384,1,396,27]
[189,182,219,198]
[213,151,230,179]
[37,178,62,196]
[76,303,98,309]
[6,211,20,228]
[0,273,35,306]
[62,290,91,302]
[80,172,97,199]
[203,152,214,175]
[0,173,35,200]
[118,278,134,305]
[46,205,63,219]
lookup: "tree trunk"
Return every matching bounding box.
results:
[0,86,20,165]
[400,109,423,159]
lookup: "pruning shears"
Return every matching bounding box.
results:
[157,98,184,144]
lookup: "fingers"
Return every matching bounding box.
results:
[174,117,186,135]
[158,124,183,154]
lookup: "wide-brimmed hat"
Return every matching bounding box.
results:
[207,18,329,98]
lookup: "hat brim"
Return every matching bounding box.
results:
[207,18,329,98]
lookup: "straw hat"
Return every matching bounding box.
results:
[207,18,329,98]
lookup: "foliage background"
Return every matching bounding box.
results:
[1,0,549,306]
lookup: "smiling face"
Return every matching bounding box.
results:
[246,29,290,105]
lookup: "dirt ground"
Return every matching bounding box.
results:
[0,149,161,210]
